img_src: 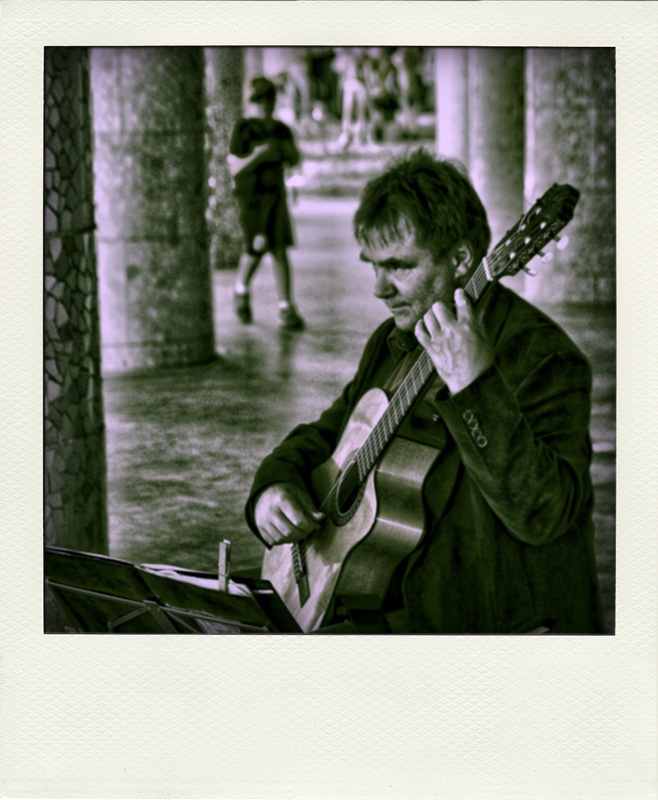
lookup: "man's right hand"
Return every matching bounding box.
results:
[254,482,325,547]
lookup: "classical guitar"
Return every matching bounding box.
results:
[261,184,580,633]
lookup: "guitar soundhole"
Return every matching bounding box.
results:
[331,455,365,526]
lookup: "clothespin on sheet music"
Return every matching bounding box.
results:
[218,539,231,592]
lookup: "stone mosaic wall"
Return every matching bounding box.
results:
[204,47,245,271]
[525,49,616,305]
[91,47,216,372]
[44,47,108,553]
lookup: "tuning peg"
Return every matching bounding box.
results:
[555,234,570,251]
[540,251,554,263]
[523,265,537,276]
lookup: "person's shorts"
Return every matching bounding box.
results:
[236,190,294,255]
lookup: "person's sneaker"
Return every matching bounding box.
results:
[278,304,305,331]
[233,289,252,324]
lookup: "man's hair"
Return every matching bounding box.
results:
[353,149,491,267]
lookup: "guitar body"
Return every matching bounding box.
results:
[261,388,440,633]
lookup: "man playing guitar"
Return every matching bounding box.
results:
[245,149,604,634]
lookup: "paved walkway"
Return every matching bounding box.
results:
[103,194,616,632]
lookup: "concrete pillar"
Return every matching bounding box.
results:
[435,48,469,167]
[467,49,526,283]
[44,47,108,553]
[90,47,215,372]
[434,48,525,292]
[204,47,245,271]
[525,49,615,305]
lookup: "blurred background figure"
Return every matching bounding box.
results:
[227,76,305,332]
[332,47,369,151]
[391,47,422,138]
[361,47,398,144]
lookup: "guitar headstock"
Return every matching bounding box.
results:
[487,184,580,279]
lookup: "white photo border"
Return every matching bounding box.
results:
[1,2,656,797]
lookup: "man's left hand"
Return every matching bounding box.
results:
[415,288,494,394]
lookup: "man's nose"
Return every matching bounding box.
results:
[373,267,395,299]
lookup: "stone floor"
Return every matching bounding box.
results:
[103,194,616,633]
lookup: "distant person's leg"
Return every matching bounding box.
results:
[233,251,263,324]
[233,195,273,323]
[271,247,304,331]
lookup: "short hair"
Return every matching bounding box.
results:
[353,149,491,266]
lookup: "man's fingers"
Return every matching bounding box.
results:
[280,498,320,534]
[431,300,456,331]
[422,306,442,338]
[264,511,305,545]
[454,288,474,323]
[415,318,431,348]
[297,492,326,522]
[260,518,286,547]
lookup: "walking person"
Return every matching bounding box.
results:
[227,77,305,331]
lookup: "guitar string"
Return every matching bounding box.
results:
[326,264,485,507]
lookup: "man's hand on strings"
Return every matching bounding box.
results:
[415,288,494,395]
[254,482,325,547]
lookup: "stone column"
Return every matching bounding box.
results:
[91,47,215,372]
[204,47,245,271]
[435,48,469,167]
[525,48,615,305]
[44,47,108,553]
[467,49,526,275]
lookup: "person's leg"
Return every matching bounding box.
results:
[271,247,304,330]
[233,251,262,324]
[270,247,292,303]
[235,251,262,291]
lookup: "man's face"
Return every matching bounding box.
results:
[359,229,457,332]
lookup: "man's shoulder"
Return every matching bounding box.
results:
[492,285,591,377]
[498,286,585,347]
[365,317,397,349]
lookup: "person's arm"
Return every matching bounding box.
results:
[245,374,361,547]
[245,321,392,546]
[437,351,592,546]
[226,142,279,181]
[227,118,282,181]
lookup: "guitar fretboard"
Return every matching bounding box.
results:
[353,257,495,479]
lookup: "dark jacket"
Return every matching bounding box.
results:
[246,284,605,634]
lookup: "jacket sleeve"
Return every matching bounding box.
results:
[434,346,593,546]
[244,322,392,537]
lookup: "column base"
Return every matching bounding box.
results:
[101,336,217,374]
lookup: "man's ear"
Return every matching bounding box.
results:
[451,242,475,281]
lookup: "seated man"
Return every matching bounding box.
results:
[245,149,605,634]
